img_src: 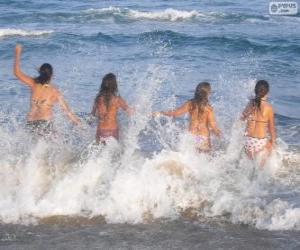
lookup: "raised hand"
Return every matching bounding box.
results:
[15,44,23,55]
[151,111,161,117]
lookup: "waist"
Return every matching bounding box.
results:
[26,119,53,125]
[245,128,268,139]
[189,129,210,137]
[27,110,53,121]
[244,135,268,140]
[97,118,118,128]
[97,123,118,130]
[97,128,118,132]
[96,128,119,139]
[27,116,52,122]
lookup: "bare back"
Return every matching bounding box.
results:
[160,100,220,137]
[188,102,215,136]
[28,83,59,121]
[94,96,130,130]
[243,101,274,138]
[14,44,81,125]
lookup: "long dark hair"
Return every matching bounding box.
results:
[96,73,118,108]
[34,63,53,85]
[252,80,269,110]
[190,82,211,117]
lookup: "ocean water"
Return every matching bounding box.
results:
[0,0,300,249]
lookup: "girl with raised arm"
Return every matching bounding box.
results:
[241,80,276,167]
[14,44,81,137]
[90,73,133,144]
[153,82,221,152]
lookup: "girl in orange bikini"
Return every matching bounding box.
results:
[153,82,221,152]
[90,73,133,144]
[241,80,276,167]
[14,44,81,137]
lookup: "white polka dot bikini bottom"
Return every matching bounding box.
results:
[244,136,268,154]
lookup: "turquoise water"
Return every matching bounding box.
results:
[0,0,300,249]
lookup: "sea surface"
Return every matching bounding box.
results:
[0,0,300,249]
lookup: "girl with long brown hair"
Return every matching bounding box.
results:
[14,44,81,137]
[241,80,276,166]
[153,82,221,152]
[91,73,133,143]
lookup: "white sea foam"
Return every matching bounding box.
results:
[0,28,53,38]
[0,66,299,230]
[127,8,202,21]
[83,7,269,23]
[0,124,299,230]
[84,7,205,22]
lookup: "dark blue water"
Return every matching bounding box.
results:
[0,0,300,249]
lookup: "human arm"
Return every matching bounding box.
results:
[14,44,35,88]
[208,107,221,137]
[57,92,81,125]
[240,102,253,121]
[118,97,134,115]
[155,101,190,117]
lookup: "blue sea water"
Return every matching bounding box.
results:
[0,0,300,249]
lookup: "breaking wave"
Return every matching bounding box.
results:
[0,28,53,38]
[0,66,299,231]
[84,7,202,22]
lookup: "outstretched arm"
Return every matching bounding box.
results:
[240,102,253,121]
[158,101,190,117]
[119,97,134,115]
[57,93,81,125]
[208,107,221,136]
[14,44,35,88]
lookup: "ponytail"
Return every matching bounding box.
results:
[96,73,118,108]
[253,80,269,109]
[191,82,211,117]
[34,63,53,85]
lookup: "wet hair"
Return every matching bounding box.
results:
[252,80,269,109]
[34,63,53,85]
[96,73,118,108]
[190,82,211,117]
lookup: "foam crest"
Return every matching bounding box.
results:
[127,8,201,21]
[82,7,270,23]
[0,28,53,38]
[85,7,203,22]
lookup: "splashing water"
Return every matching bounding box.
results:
[0,61,299,231]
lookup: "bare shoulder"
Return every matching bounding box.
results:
[205,104,213,113]
[49,84,61,98]
[245,101,254,109]
[51,84,59,93]
[266,102,273,109]
[116,95,125,104]
[264,102,274,112]
[185,100,192,107]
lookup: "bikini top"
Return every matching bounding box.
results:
[248,118,268,123]
[32,84,55,108]
[32,99,53,108]
[247,110,268,134]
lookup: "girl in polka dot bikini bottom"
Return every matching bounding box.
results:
[240,80,276,167]
[244,136,268,155]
